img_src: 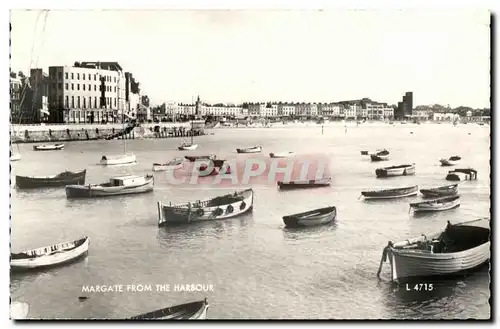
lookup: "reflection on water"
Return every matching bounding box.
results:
[282,222,339,241]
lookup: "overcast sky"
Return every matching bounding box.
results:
[10,9,490,108]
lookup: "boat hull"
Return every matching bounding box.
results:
[10,154,21,161]
[410,198,461,212]
[178,144,199,151]
[11,237,89,271]
[376,165,415,178]
[278,178,331,190]
[66,177,154,198]
[362,186,418,199]
[100,154,136,165]
[269,152,294,158]
[130,300,209,320]
[283,207,336,228]
[370,154,390,161]
[152,163,183,172]
[420,185,458,198]
[16,170,87,189]
[158,189,254,226]
[237,146,262,154]
[33,144,64,151]
[440,159,459,166]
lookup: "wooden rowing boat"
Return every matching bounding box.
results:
[377,218,490,283]
[178,143,199,151]
[370,149,390,162]
[446,168,477,181]
[158,189,254,226]
[185,155,216,162]
[16,170,86,189]
[129,299,209,320]
[277,177,331,190]
[66,175,154,198]
[33,143,64,151]
[269,152,294,158]
[410,195,460,212]
[152,158,184,172]
[237,146,262,153]
[439,155,461,166]
[283,206,337,228]
[420,184,458,198]
[375,164,415,178]
[11,236,89,271]
[100,154,137,166]
[361,185,418,199]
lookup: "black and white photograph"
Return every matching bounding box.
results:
[7,3,492,321]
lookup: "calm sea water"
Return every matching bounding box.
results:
[10,122,491,320]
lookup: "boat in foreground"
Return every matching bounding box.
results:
[361,185,418,199]
[376,164,415,178]
[33,143,64,151]
[269,152,294,158]
[129,299,209,320]
[410,195,460,212]
[16,170,87,189]
[66,175,154,198]
[277,177,331,190]
[420,184,458,198]
[283,206,337,228]
[370,149,390,162]
[446,168,477,181]
[237,146,262,154]
[100,154,136,165]
[377,218,490,283]
[153,158,184,172]
[439,156,461,166]
[158,189,254,226]
[11,236,90,271]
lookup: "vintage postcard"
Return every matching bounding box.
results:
[9,8,491,320]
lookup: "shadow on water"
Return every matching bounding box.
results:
[282,221,339,241]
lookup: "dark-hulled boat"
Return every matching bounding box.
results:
[439,156,461,166]
[420,184,458,198]
[377,218,490,283]
[11,236,89,271]
[370,149,390,162]
[158,189,254,226]
[66,175,154,198]
[375,164,415,178]
[16,170,86,189]
[410,195,461,212]
[185,155,216,162]
[129,299,209,320]
[198,159,231,176]
[361,185,418,199]
[283,206,337,228]
[277,177,331,190]
[237,146,262,153]
[446,168,477,181]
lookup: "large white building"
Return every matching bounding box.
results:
[47,62,140,123]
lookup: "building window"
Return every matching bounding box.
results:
[88,74,91,80]
[65,72,68,79]
[95,97,98,108]
[94,85,97,91]
[94,75,97,81]
[83,98,86,108]
[83,74,86,80]
[71,73,74,79]
[77,84,80,91]
[77,73,80,80]
[71,83,74,90]
[58,72,62,80]
[58,82,62,90]
[77,96,81,108]
[65,96,69,107]
[89,84,91,91]
[65,83,68,90]
[114,86,116,92]
[71,96,74,108]
[89,97,92,108]
[83,84,85,91]
[114,98,116,107]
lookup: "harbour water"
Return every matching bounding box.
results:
[10,122,491,319]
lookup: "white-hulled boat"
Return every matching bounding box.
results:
[33,143,64,151]
[446,168,478,181]
[377,218,490,283]
[10,301,29,319]
[370,149,390,162]
[439,156,461,166]
[66,175,154,198]
[375,164,415,178]
[100,154,137,165]
[158,189,254,226]
[152,158,184,172]
[10,153,21,161]
[420,184,458,198]
[410,195,460,212]
[178,143,199,151]
[130,299,209,320]
[11,236,89,271]
[269,152,294,158]
[283,206,337,228]
[237,146,262,154]
[277,177,331,190]
[361,185,418,199]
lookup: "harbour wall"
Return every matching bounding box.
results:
[10,122,204,143]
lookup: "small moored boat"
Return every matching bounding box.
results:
[178,143,199,151]
[100,154,136,166]
[33,143,64,151]
[185,155,216,162]
[360,150,369,155]
[376,218,490,282]
[129,299,209,320]
[237,146,262,154]
[420,184,458,198]
[152,158,184,172]
[269,152,294,158]
[361,185,418,199]
[376,164,415,178]
[16,170,86,189]
[158,189,254,226]
[439,156,461,166]
[11,236,90,271]
[446,168,477,181]
[283,206,337,228]
[10,153,21,162]
[66,175,154,198]
[410,195,461,212]
[370,149,390,162]
[277,177,331,190]
[197,159,231,177]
